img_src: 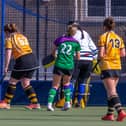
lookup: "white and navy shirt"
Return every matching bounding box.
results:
[73,30,98,61]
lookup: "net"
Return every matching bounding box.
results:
[0,0,126,81]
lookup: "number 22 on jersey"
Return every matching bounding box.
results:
[60,43,72,55]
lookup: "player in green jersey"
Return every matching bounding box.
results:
[47,24,81,111]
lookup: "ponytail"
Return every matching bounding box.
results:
[77,25,84,39]
[67,21,84,39]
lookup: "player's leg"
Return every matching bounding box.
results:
[56,61,80,107]
[113,77,126,121]
[21,71,41,110]
[102,77,126,121]
[62,74,72,110]
[70,61,80,100]
[102,77,117,121]
[55,78,65,108]
[77,61,92,106]
[101,70,126,121]
[0,75,18,109]
[114,78,126,121]
[47,74,62,111]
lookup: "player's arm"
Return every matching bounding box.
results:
[52,37,61,57]
[98,46,105,59]
[75,51,80,60]
[87,32,98,59]
[98,35,106,60]
[75,43,81,60]
[51,45,57,57]
[120,38,126,57]
[120,48,125,57]
[4,39,12,74]
[87,33,96,50]
[5,49,12,74]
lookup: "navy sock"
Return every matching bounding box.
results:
[77,83,85,104]
[69,83,74,99]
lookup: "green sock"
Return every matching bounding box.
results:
[48,88,57,104]
[64,86,71,102]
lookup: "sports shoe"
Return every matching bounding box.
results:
[24,103,41,110]
[47,103,54,111]
[101,114,115,121]
[116,110,126,121]
[0,100,10,109]
[61,102,71,111]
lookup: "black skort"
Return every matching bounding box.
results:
[11,53,39,80]
[100,70,121,80]
[53,66,73,76]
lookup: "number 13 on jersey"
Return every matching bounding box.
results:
[109,39,120,48]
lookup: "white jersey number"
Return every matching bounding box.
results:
[17,37,29,46]
[61,43,72,55]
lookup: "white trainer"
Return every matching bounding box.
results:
[47,103,54,111]
[61,102,71,111]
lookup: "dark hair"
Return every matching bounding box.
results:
[4,23,18,33]
[67,21,79,26]
[103,17,115,30]
[67,21,84,39]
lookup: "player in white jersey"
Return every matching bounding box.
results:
[68,21,98,107]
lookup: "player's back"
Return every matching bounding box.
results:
[6,33,32,59]
[55,36,81,70]
[99,31,125,70]
[100,31,123,60]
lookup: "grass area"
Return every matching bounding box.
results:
[0,106,126,126]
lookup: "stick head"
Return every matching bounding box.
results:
[42,54,55,68]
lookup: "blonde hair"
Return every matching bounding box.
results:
[67,25,78,36]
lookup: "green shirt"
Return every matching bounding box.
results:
[54,36,81,70]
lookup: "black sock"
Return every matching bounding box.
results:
[109,95,122,113]
[4,84,16,104]
[107,99,114,115]
[24,85,38,104]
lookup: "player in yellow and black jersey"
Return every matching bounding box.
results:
[98,17,126,121]
[5,31,32,59]
[0,23,40,110]
[98,30,124,71]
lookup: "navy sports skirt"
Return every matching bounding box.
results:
[13,53,39,71]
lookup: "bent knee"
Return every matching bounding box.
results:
[9,78,18,85]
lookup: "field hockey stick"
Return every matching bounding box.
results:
[92,60,100,73]
[42,54,55,68]
[82,60,100,108]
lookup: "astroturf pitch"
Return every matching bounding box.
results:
[0,106,126,126]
